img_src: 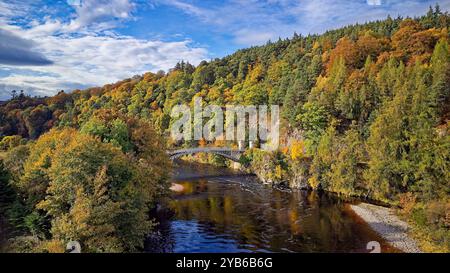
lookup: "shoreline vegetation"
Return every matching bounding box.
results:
[173,158,428,253]
[1,7,449,253]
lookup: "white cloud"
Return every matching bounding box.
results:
[233,29,276,45]
[367,0,382,6]
[158,0,450,46]
[0,28,207,98]
[0,1,29,18]
[156,0,290,45]
[1,0,450,99]
[0,0,209,99]
[161,0,210,19]
[67,0,136,32]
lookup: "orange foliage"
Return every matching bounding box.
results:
[327,37,359,71]
[356,33,388,61]
[42,240,65,253]
[199,138,207,147]
[392,19,444,62]
[399,192,417,216]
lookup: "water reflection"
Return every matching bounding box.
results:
[146,163,397,253]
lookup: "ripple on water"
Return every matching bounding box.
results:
[146,163,397,253]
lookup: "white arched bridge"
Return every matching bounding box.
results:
[167,147,245,162]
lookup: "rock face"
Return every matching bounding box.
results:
[250,161,310,190]
[170,183,184,192]
[252,165,277,186]
[230,162,242,170]
[288,158,311,190]
[246,148,312,190]
[289,172,310,190]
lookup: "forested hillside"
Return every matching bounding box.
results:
[1,6,449,252]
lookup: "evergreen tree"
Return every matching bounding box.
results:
[431,39,450,120]
[329,122,366,195]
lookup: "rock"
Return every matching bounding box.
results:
[289,172,310,190]
[170,183,184,192]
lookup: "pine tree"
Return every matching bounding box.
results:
[329,122,365,195]
[310,56,347,115]
[307,120,338,190]
[365,69,411,200]
[431,39,450,120]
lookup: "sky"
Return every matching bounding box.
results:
[0,0,449,99]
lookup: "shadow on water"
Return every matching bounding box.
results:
[145,161,399,253]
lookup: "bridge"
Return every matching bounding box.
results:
[167,147,245,162]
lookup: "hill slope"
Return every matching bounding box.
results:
[0,7,449,251]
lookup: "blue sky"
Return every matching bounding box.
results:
[0,0,449,99]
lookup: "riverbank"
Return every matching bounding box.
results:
[172,159,430,253]
[350,203,422,253]
[155,161,398,253]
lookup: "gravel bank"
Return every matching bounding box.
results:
[350,203,422,253]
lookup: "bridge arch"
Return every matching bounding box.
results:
[167,147,245,162]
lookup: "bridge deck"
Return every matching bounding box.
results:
[167,147,245,162]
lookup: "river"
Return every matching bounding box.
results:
[145,162,399,253]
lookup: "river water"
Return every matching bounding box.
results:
[145,162,398,253]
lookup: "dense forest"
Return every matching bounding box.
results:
[0,6,449,252]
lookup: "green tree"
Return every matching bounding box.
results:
[310,57,347,114]
[297,102,330,154]
[430,39,450,119]
[32,128,166,252]
[0,160,14,215]
[365,70,413,200]
[329,123,366,195]
[307,120,338,190]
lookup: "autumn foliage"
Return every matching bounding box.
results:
[1,6,449,252]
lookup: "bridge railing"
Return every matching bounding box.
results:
[167,147,245,155]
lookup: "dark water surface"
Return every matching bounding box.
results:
[145,162,397,253]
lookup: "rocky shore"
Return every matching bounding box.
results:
[350,203,422,253]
